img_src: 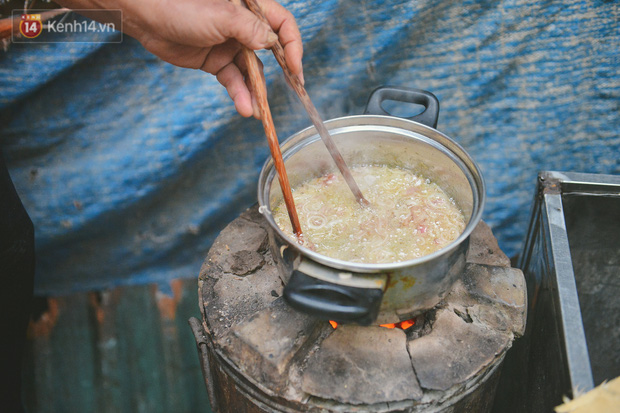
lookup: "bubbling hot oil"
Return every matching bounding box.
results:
[272,165,466,264]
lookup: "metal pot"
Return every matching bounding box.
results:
[257,87,485,325]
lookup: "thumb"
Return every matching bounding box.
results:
[216,2,279,50]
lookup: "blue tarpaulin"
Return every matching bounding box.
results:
[1,0,618,295]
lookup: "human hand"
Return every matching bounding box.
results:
[56,0,303,118]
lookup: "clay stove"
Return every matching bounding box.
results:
[191,206,526,413]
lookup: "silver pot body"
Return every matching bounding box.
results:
[257,90,485,325]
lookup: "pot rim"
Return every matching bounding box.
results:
[257,114,486,273]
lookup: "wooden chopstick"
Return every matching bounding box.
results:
[229,0,303,238]
[242,0,369,206]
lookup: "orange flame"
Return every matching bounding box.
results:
[329,319,415,330]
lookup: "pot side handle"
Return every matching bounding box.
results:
[283,270,383,326]
[364,86,440,128]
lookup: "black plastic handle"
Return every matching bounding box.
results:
[364,86,440,128]
[283,270,383,326]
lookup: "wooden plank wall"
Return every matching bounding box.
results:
[22,278,213,413]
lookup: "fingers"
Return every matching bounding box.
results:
[257,0,304,76]
[143,0,278,51]
[200,39,241,75]
[215,61,254,118]
[145,0,303,118]
[236,52,264,119]
[213,1,280,50]
[223,0,304,78]
[208,45,264,119]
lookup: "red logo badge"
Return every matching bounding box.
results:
[19,14,42,39]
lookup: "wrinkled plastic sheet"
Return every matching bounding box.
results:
[1,0,618,294]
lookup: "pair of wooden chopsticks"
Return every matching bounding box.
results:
[231,0,367,239]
